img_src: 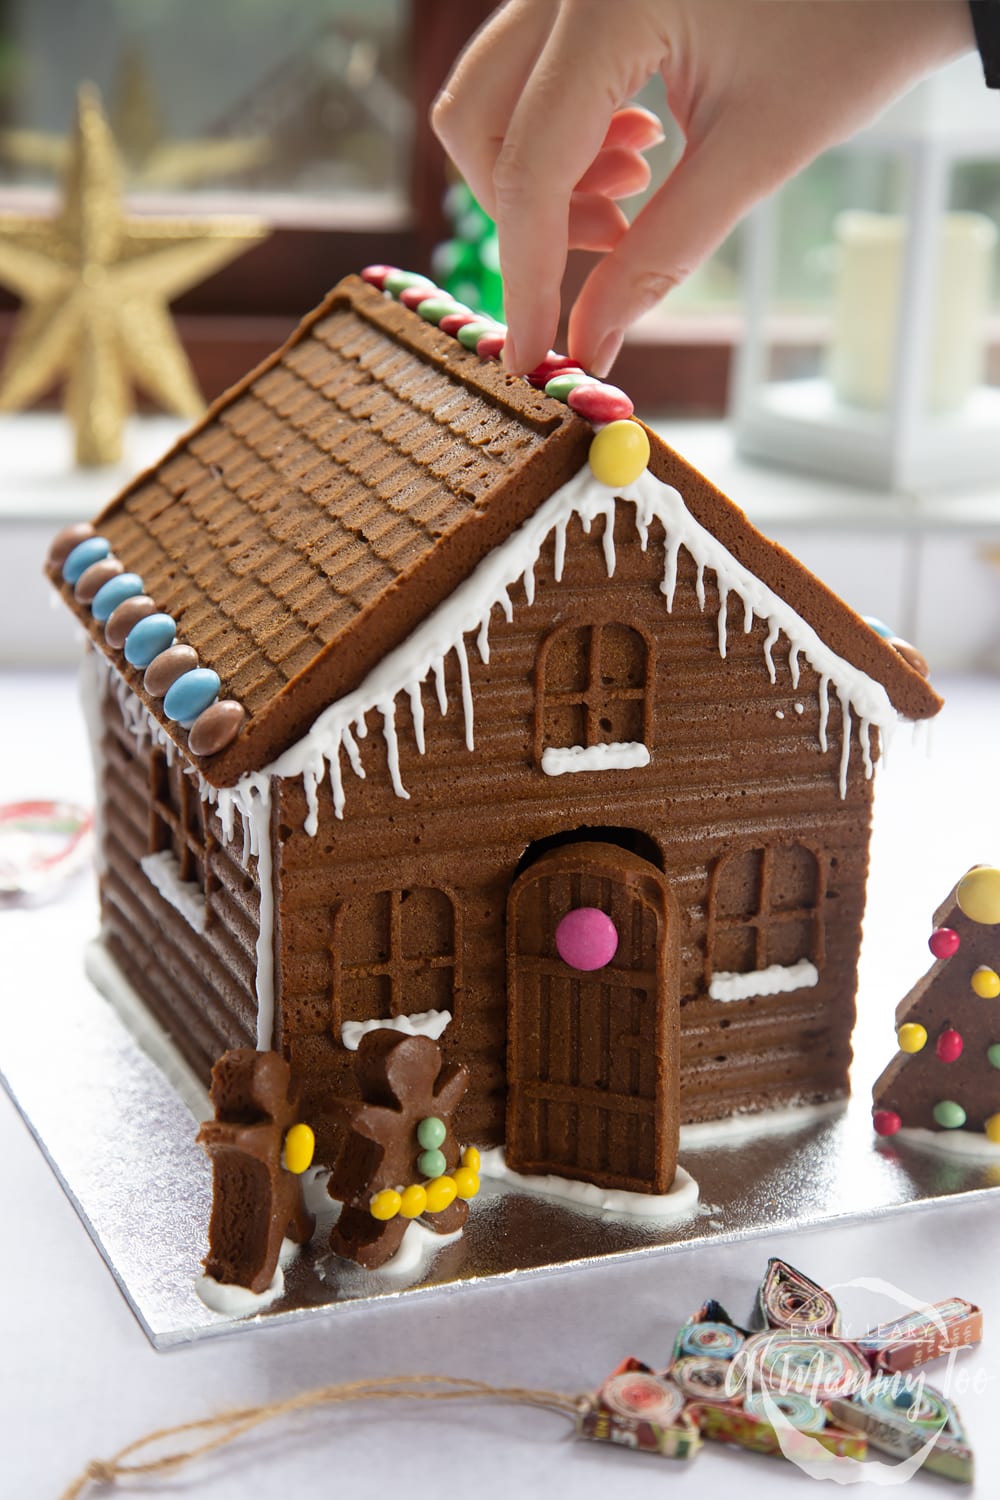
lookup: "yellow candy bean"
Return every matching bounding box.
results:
[956,866,1000,925]
[282,1122,315,1175]
[399,1184,428,1219]
[587,419,650,488]
[424,1175,458,1214]
[972,966,1000,999]
[461,1145,481,1172]
[370,1189,401,1221]
[452,1167,480,1200]
[985,1114,1000,1145]
[897,1023,928,1054]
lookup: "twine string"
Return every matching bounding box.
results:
[59,1374,582,1499]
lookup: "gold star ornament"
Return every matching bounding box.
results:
[0,84,268,466]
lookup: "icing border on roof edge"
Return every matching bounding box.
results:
[204,460,905,841]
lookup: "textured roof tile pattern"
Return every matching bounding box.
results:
[83,278,591,784]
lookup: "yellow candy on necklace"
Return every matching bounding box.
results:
[399,1183,428,1219]
[370,1188,402,1221]
[452,1166,480,1200]
[424,1175,458,1213]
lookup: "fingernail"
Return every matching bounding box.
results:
[592,329,624,378]
[502,332,519,374]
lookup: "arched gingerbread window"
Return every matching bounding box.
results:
[535,621,652,770]
[331,886,461,1035]
[706,844,824,1001]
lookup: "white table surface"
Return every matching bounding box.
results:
[3,667,1000,1500]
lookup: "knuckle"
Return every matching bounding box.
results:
[629,268,685,309]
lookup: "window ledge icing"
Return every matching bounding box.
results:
[140,850,207,934]
[541,741,650,776]
[340,1008,452,1052]
[708,959,819,1003]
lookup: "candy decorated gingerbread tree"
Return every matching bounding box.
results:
[873,865,1000,1143]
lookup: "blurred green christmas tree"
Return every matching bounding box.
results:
[432,182,503,321]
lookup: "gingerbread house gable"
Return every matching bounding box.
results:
[50,270,945,1191]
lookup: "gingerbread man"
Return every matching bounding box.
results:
[328,1031,475,1269]
[197,1049,315,1293]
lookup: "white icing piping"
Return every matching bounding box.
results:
[341,1009,451,1051]
[541,742,650,776]
[214,464,900,827]
[708,959,820,1003]
[140,850,207,934]
[79,651,109,875]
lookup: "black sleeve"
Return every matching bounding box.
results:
[970,1,1000,87]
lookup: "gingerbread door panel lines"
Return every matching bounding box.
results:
[506,842,680,1194]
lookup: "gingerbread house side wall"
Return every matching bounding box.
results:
[268,506,876,1156]
[94,667,262,1080]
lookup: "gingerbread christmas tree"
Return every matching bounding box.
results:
[873,865,1000,1142]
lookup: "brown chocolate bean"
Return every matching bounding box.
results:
[47,522,95,570]
[889,636,930,679]
[74,556,124,604]
[188,699,247,757]
[105,594,157,648]
[143,643,199,697]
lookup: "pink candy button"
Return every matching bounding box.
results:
[555,907,619,971]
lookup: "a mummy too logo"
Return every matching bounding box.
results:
[724,1277,982,1485]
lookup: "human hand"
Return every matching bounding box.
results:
[433,0,973,376]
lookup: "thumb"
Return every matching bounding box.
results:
[568,116,787,375]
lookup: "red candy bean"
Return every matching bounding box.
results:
[873,1109,901,1137]
[936,1029,963,1064]
[526,354,582,388]
[360,264,394,288]
[928,927,960,960]
[567,382,635,421]
[400,285,435,310]
[476,332,506,359]
[439,310,477,335]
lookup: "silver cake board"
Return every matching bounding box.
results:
[3,896,998,1349]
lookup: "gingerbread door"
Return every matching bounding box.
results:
[506,841,680,1194]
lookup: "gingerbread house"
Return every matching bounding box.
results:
[47,271,942,1197]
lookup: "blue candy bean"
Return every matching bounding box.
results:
[62,536,110,584]
[91,572,144,623]
[163,668,221,727]
[124,613,177,668]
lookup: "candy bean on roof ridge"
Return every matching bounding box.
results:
[364,264,641,434]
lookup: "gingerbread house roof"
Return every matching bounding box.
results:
[48,271,941,791]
